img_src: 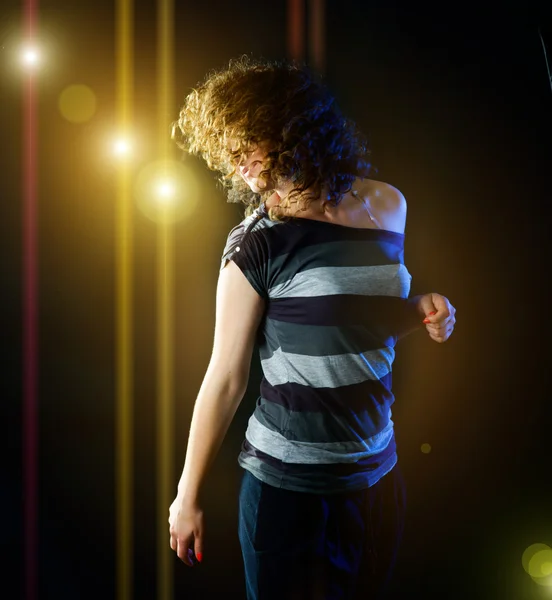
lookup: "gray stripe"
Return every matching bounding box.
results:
[237,453,398,493]
[266,238,406,289]
[268,264,412,299]
[254,400,391,442]
[245,413,394,464]
[262,318,385,358]
[261,346,395,388]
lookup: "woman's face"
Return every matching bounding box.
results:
[233,141,273,193]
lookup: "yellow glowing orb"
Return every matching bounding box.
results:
[22,48,40,66]
[157,182,175,201]
[421,443,431,454]
[528,549,552,586]
[522,544,550,574]
[134,159,200,224]
[113,139,132,157]
[58,84,97,123]
[522,543,552,586]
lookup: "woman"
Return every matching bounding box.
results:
[168,55,456,599]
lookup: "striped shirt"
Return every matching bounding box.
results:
[221,202,419,493]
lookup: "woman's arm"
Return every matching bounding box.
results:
[169,259,265,565]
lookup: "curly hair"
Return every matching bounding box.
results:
[172,55,375,219]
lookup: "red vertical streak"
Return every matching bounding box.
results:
[287,0,305,62]
[309,0,326,75]
[23,0,38,599]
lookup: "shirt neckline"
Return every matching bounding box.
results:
[258,202,404,236]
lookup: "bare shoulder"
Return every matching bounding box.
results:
[355,178,407,233]
[358,178,407,211]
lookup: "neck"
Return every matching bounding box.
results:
[265,183,328,216]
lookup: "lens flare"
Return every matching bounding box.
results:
[58,84,97,124]
[113,138,132,157]
[522,543,552,587]
[156,181,175,202]
[22,47,40,67]
[529,550,552,586]
[134,159,200,224]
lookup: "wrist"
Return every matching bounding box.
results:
[177,485,202,506]
[408,294,426,317]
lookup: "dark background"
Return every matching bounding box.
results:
[2,1,552,599]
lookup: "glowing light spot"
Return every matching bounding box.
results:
[22,47,40,67]
[421,443,431,454]
[522,544,552,587]
[529,550,552,583]
[157,181,175,202]
[58,84,97,124]
[113,139,132,157]
[523,544,550,574]
[134,159,200,224]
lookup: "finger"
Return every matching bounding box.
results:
[426,322,449,340]
[194,537,204,564]
[426,321,453,335]
[425,311,456,328]
[417,295,437,319]
[423,308,452,324]
[430,324,454,342]
[432,294,455,315]
[177,539,194,567]
[170,535,177,552]
[425,322,445,334]
[428,323,453,338]
[424,293,448,315]
[429,332,446,343]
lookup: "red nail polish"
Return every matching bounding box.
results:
[428,311,437,316]
[423,318,430,323]
[196,553,203,563]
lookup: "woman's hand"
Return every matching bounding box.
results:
[415,292,457,343]
[168,495,204,567]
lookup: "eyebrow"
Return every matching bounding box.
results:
[227,146,253,155]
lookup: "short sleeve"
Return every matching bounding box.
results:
[220,221,269,300]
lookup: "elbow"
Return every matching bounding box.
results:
[227,372,249,401]
[205,360,250,402]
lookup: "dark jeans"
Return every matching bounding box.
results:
[238,465,406,600]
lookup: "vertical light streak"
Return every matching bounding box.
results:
[157,0,175,598]
[23,1,38,599]
[308,0,326,75]
[115,0,134,599]
[287,0,305,62]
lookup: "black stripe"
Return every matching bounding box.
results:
[259,373,394,413]
[256,217,405,258]
[254,393,391,442]
[266,295,420,334]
